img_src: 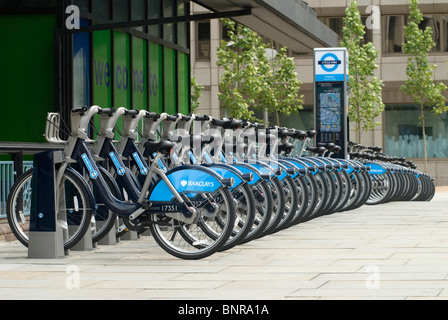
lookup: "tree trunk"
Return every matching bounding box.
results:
[356,125,361,144]
[420,103,428,173]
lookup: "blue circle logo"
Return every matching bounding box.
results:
[319,53,341,72]
[90,170,98,179]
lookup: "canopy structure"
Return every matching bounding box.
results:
[192,0,339,52]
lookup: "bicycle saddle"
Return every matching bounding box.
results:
[278,143,294,153]
[289,130,307,140]
[307,130,316,138]
[144,140,177,154]
[212,118,243,129]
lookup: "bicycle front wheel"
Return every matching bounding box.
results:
[6,168,94,250]
[148,187,236,260]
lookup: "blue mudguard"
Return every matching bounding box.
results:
[365,163,387,175]
[148,165,225,202]
[201,163,245,190]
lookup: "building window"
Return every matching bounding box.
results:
[443,14,448,51]
[113,0,129,22]
[74,0,90,12]
[92,0,111,21]
[384,104,448,158]
[132,0,146,32]
[324,17,373,45]
[177,0,188,48]
[148,0,161,37]
[163,0,174,43]
[383,15,404,53]
[383,13,448,54]
[420,14,440,52]
[222,21,231,42]
[196,21,210,60]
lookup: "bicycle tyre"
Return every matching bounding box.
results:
[6,168,94,250]
[148,187,236,260]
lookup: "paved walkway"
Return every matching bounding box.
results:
[0,190,448,300]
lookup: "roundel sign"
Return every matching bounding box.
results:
[314,49,347,82]
[319,53,341,72]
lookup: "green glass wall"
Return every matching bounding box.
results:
[164,48,177,115]
[0,14,57,143]
[149,42,164,113]
[132,37,147,110]
[113,31,131,109]
[178,52,190,115]
[93,30,112,107]
[92,35,189,115]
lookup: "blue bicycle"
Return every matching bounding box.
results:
[7,106,237,260]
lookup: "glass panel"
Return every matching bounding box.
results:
[177,52,189,114]
[132,36,147,109]
[113,31,131,110]
[164,47,176,114]
[132,0,146,32]
[93,29,112,107]
[329,17,343,42]
[92,29,112,138]
[383,15,403,53]
[113,0,128,22]
[385,104,448,158]
[73,0,89,12]
[148,0,161,37]
[149,42,163,113]
[92,0,110,20]
[177,0,187,47]
[73,19,90,109]
[420,14,440,52]
[443,14,448,52]
[197,21,210,59]
[252,106,314,130]
[163,0,174,43]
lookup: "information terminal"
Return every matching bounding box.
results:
[313,48,349,159]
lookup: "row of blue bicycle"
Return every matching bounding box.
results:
[5,107,434,259]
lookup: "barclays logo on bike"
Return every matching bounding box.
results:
[180,179,215,188]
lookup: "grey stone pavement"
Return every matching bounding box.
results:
[1,189,448,300]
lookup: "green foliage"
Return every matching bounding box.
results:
[341,1,385,141]
[401,0,446,113]
[190,76,204,112]
[217,19,303,123]
[270,47,304,118]
[400,0,447,171]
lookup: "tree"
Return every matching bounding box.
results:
[190,76,204,112]
[216,19,266,120]
[401,0,447,172]
[341,1,385,143]
[217,19,303,124]
[269,47,304,126]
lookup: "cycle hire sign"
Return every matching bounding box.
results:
[314,49,347,82]
[314,48,349,159]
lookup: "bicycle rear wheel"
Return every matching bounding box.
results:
[6,168,94,250]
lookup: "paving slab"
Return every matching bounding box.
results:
[0,190,447,300]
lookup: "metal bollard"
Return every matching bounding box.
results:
[28,151,65,259]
